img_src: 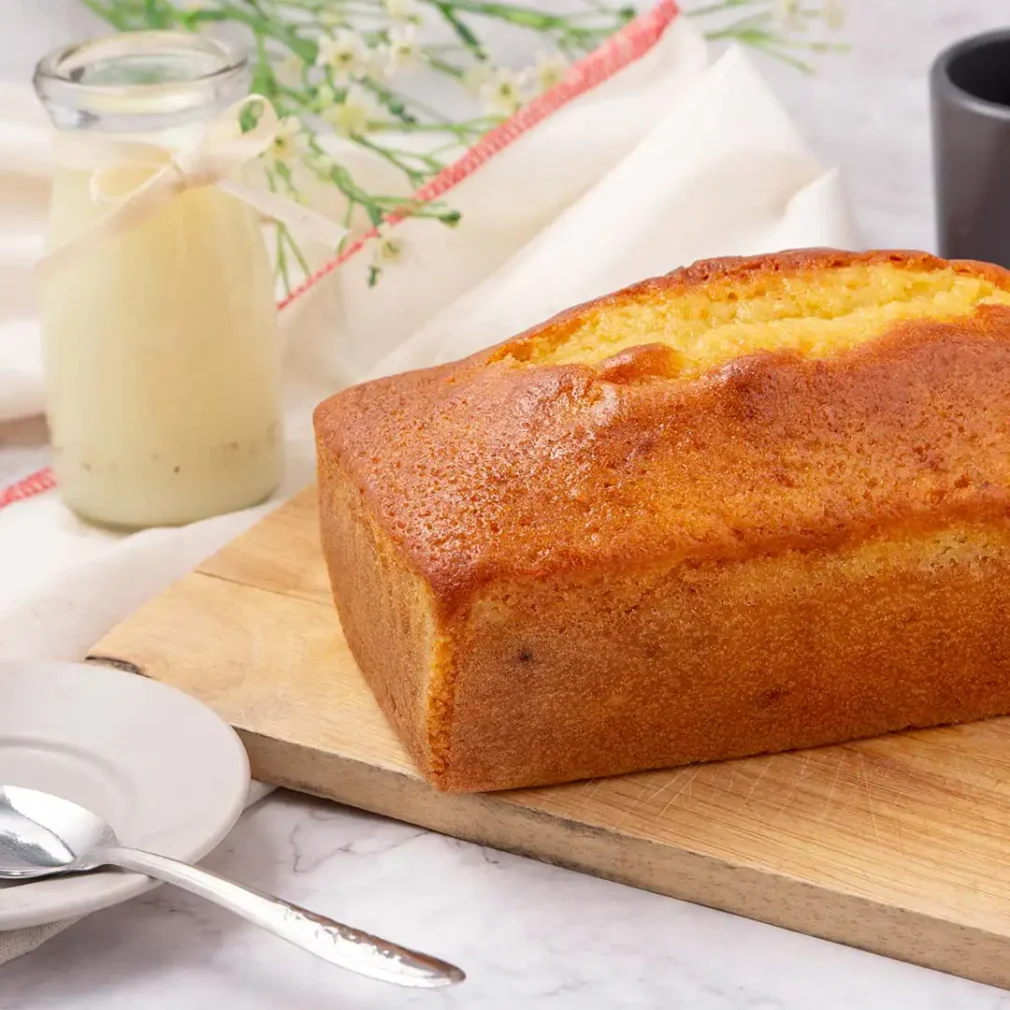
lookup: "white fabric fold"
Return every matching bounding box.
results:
[372,47,853,377]
[0,20,857,960]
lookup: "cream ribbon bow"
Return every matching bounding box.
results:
[39,95,346,277]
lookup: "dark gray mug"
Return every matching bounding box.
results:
[931,29,1010,266]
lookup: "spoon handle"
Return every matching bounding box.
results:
[88,845,464,988]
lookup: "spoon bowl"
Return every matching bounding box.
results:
[0,787,112,879]
[0,785,464,988]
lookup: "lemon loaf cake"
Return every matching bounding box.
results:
[314,249,1010,792]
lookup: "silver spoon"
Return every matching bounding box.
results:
[0,786,464,989]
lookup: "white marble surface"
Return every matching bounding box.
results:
[6,791,1010,1010]
[6,1,1010,1008]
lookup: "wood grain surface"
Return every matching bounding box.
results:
[94,487,1010,989]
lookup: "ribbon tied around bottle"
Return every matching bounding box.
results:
[39,94,346,278]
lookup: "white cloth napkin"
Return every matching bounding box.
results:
[0,17,857,960]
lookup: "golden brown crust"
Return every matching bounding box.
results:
[315,249,1010,615]
[314,248,1010,791]
[317,455,438,772]
[440,522,1010,791]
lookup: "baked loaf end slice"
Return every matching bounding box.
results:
[314,249,1010,792]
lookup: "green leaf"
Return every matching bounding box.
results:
[141,0,174,27]
[360,79,419,123]
[432,0,567,30]
[432,3,486,58]
[79,0,134,29]
[88,0,842,292]
[239,96,268,132]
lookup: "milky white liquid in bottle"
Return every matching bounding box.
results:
[35,32,283,528]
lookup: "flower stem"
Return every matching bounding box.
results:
[424,0,599,30]
[686,0,767,16]
[430,2,486,59]
[87,0,845,293]
[79,0,134,28]
[194,4,317,63]
[353,135,429,184]
[425,54,466,78]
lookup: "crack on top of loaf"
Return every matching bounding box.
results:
[492,262,1010,383]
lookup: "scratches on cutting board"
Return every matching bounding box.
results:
[611,779,652,831]
[722,762,742,799]
[625,747,895,849]
[742,760,773,805]
[641,773,681,807]
[574,777,604,820]
[811,747,892,851]
[767,751,813,822]
[857,750,884,849]
[818,755,846,824]
[651,767,701,824]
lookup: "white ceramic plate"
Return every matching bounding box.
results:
[0,659,250,930]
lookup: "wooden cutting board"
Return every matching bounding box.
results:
[93,486,1010,989]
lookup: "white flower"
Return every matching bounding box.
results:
[371,226,406,267]
[824,0,845,29]
[532,51,568,94]
[181,0,215,20]
[270,116,303,162]
[323,85,381,136]
[774,0,803,29]
[315,83,337,110]
[479,68,528,117]
[316,29,370,84]
[462,61,493,97]
[319,8,348,27]
[382,0,420,23]
[275,51,304,84]
[367,226,407,285]
[383,26,421,76]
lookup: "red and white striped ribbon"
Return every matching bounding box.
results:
[0,466,56,510]
[0,0,680,513]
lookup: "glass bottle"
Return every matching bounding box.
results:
[33,31,283,528]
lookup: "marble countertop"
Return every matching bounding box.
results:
[6,1,1010,1008]
[4,790,1009,1010]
